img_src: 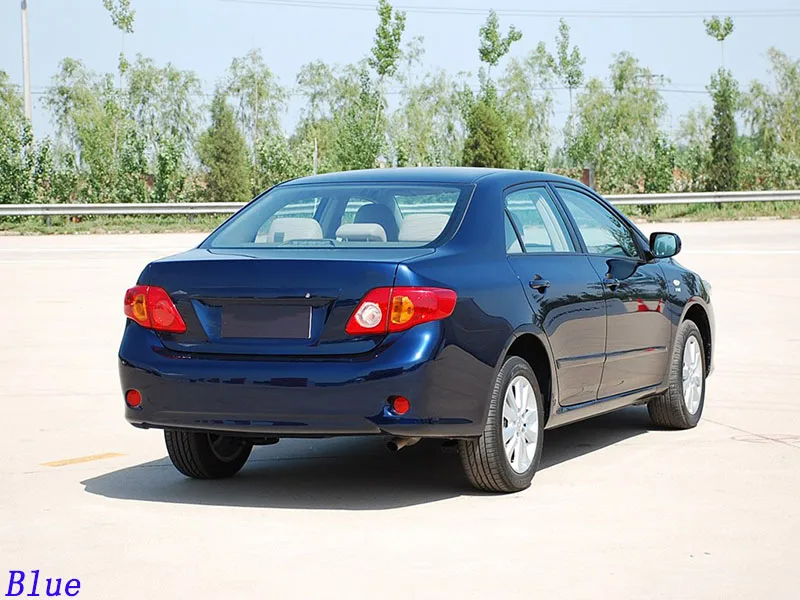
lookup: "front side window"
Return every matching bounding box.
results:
[556,187,639,258]
[204,183,472,249]
[505,187,574,253]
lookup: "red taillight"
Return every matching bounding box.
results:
[345,287,457,335]
[123,285,187,333]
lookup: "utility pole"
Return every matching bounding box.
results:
[20,0,33,125]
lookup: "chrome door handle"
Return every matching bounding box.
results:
[603,277,620,291]
[529,275,551,293]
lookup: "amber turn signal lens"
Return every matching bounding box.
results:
[130,293,147,322]
[390,295,415,325]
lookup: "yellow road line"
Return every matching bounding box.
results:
[42,452,124,467]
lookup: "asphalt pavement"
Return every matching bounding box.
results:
[1,219,798,599]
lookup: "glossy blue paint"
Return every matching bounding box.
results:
[118,168,715,439]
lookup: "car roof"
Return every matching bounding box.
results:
[281,167,584,188]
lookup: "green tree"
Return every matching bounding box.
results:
[499,47,554,170]
[152,136,187,202]
[45,55,201,203]
[126,55,202,164]
[295,61,379,173]
[567,53,669,193]
[296,60,335,127]
[743,48,800,158]
[706,68,739,191]
[675,106,713,191]
[462,99,511,168]
[256,133,312,188]
[224,49,286,151]
[542,19,585,116]
[198,92,251,203]
[331,70,383,171]
[294,61,338,172]
[642,135,676,194]
[44,59,126,201]
[478,10,522,81]
[704,16,735,68]
[103,0,136,159]
[0,71,41,204]
[391,69,468,167]
[103,0,135,75]
[367,0,407,143]
[223,49,287,192]
[369,0,407,81]
[464,10,520,166]
[102,1,135,35]
[117,128,148,203]
[535,21,585,165]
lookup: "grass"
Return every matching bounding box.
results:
[0,201,798,235]
[618,200,800,222]
[0,214,230,235]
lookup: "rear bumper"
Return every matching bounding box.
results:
[118,322,491,438]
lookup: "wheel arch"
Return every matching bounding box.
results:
[682,301,713,373]
[496,329,557,426]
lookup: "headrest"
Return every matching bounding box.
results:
[398,213,450,242]
[335,223,387,242]
[354,203,399,241]
[256,217,323,243]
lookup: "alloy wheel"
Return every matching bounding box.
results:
[501,375,539,473]
[682,336,703,414]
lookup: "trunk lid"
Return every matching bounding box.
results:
[141,247,434,356]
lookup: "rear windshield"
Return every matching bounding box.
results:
[203,182,473,249]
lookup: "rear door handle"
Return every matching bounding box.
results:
[603,277,620,291]
[529,275,551,293]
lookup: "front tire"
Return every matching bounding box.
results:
[165,430,252,479]
[458,356,545,493]
[648,320,706,429]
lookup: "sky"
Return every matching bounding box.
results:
[1,0,799,139]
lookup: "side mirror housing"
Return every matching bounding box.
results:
[649,232,681,258]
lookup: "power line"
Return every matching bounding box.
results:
[217,0,800,19]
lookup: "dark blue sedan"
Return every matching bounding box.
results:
[119,168,714,492]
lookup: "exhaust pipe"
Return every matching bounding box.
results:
[386,436,421,452]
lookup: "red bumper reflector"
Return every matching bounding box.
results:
[125,389,142,408]
[390,396,410,415]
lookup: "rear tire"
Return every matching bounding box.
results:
[648,320,706,429]
[458,356,545,493]
[164,430,252,479]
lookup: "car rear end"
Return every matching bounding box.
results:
[118,180,485,440]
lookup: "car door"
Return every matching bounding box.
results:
[504,184,607,407]
[553,184,671,400]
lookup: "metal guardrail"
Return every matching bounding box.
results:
[0,202,245,216]
[0,190,799,217]
[605,190,800,206]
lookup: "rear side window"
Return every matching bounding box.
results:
[504,213,523,253]
[505,187,574,253]
[205,183,472,249]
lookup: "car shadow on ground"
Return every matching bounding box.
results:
[81,406,653,510]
